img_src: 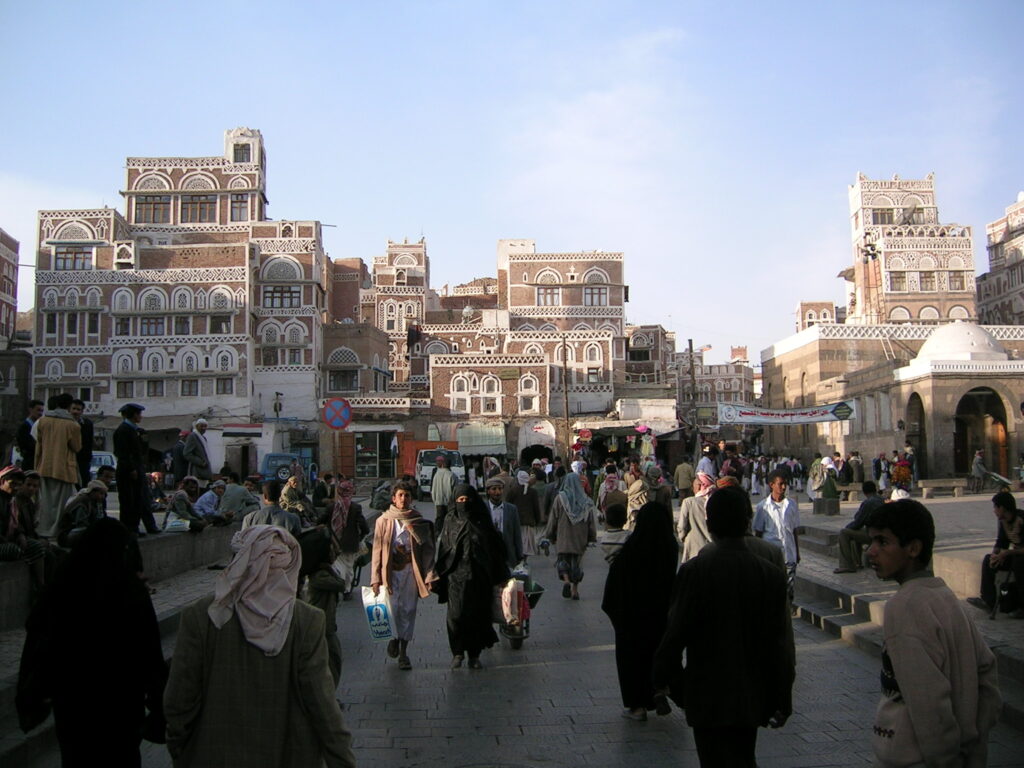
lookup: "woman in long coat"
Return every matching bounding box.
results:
[433,484,510,669]
[542,472,597,600]
[602,502,679,721]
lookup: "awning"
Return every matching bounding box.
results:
[95,415,193,432]
[457,422,507,455]
[223,423,263,438]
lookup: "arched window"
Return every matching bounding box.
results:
[453,377,468,393]
[183,353,197,372]
[149,355,162,373]
[142,292,163,311]
[174,289,191,310]
[46,360,63,381]
[889,306,911,321]
[263,327,278,344]
[79,360,94,380]
[524,343,544,355]
[43,289,57,308]
[820,309,831,321]
[86,289,101,308]
[585,343,601,362]
[327,347,359,365]
[919,306,939,320]
[949,305,970,319]
[218,352,232,371]
[118,356,133,373]
[263,258,301,281]
[519,375,537,392]
[287,326,302,345]
[211,290,230,309]
[114,290,132,311]
[536,269,560,284]
[805,309,817,323]
[583,268,610,283]
[483,377,498,394]
[65,288,79,307]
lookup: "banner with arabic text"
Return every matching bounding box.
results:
[717,401,856,425]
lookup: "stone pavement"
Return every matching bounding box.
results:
[18,496,1024,767]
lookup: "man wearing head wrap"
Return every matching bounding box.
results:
[165,525,356,767]
[485,477,523,569]
[56,480,109,548]
[624,463,651,530]
[505,470,540,561]
[541,473,598,600]
[182,418,212,487]
[646,465,673,513]
[321,479,369,600]
[677,472,716,563]
[33,393,82,538]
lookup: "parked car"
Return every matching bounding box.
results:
[259,453,303,482]
[90,452,118,490]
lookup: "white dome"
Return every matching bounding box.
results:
[914,322,1007,363]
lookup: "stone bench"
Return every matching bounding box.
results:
[918,478,969,499]
[835,483,862,502]
[0,524,239,632]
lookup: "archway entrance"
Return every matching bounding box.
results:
[520,443,554,466]
[954,387,1008,476]
[905,393,927,480]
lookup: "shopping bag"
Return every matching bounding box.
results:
[361,586,395,642]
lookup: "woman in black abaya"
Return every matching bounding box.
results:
[433,484,510,669]
[17,517,167,766]
[601,501,679,721]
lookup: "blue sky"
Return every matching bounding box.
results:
[2,0,1023,363]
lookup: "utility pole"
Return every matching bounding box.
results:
[688,338,699,461]
[561,333,571,460]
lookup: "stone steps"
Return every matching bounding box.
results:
[793,549,1024,732]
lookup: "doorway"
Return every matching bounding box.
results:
[954,387,1008,476]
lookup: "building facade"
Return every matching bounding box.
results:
[977,191,1024,325]
[844,173,976,325]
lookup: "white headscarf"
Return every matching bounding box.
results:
[208,525,300,656]
[516,470,530,492]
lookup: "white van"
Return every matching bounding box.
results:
[415,448,466,499]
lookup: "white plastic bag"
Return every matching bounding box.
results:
[361,586,395,642]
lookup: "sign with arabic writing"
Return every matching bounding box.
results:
[718,401,857,425]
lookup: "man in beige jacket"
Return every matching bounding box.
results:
[34,393,82,538]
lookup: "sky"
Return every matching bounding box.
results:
[2,0,1023,364]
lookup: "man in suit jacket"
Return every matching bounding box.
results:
[15,400,44,471]
[69,399,93,488]
[654,485,794,767]
[484,477,523,569]
[113,403,153,536]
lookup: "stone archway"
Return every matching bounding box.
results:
[905,392,927,479]
[954,387,1009,476]
[517,418,556,466]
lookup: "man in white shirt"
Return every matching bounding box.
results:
[753,469,801,601]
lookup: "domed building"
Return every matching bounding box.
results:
[761,320,1024,480]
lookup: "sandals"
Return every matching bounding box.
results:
[387,639,399,658]
[398,655,412,670]
[451,655,464,669]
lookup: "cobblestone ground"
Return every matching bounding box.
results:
[24,499,1024,767]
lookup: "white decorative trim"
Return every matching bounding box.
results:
[251,307,318,317]
[512,306,624,318]
[253,365,317,373]
[374,285,426,294]
[37,267,247,285]
[252,238,317,253]
[429,354,546,367]
[113,334,250,345]
[127,157,261,172]
[33,345,113,355]
[508,252,624,262]
[333,273,361,282]
[347,396,430,409]
[130,224,251,235]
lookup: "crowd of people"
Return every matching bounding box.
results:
[5,409,1008,766]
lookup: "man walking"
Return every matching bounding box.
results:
[753,469,801,601]
[673,457,695,500]
[485,477,523,569]
[431,455,456,534]
[33,394,81,537]
[654,485,793,767]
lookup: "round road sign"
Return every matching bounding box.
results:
[322,397,352,430]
